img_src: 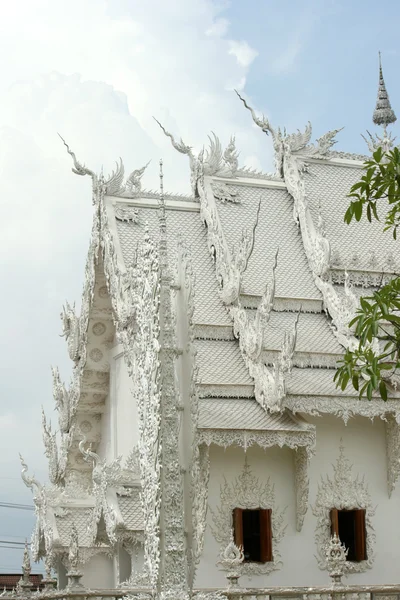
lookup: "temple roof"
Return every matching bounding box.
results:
[303,161,400,274]
[198,398,312,431]
[212,178,319,299]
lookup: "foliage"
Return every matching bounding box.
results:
[344,147,400,238]
[335,147,400,400]
[334,278,400,400]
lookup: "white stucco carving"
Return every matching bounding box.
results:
[312,443,375,574]
[210,459,286,576]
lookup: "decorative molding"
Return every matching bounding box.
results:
[197,428,315,457]
[210,459,286,576]
[262,349,340,370]
[385,416,400,497]
[331,268,399,288]
[312,443,376,574]
[284,395,400,424]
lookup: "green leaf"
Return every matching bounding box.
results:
[379,380,388,401]
[352,374,359,391]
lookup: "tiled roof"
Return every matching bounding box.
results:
[286,367,400,398]
[198,398,312,431]
[195,339,253,387]
[0,574,44,591]
[213,181,319,299]
[117,489,143,531]
[258,310,342,355]
[304,162,400,273]
[114,204,231,327]
[55,507,94,546]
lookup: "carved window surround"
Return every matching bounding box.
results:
[200,428,314,534]
[210,459,286,576]
[312,444,375,574]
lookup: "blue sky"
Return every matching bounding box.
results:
[0,0,399,574]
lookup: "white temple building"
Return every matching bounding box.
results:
[20,59,400,594]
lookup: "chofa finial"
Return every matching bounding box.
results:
[373,52,397,130]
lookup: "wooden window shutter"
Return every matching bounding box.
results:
[355,509,367,561]
[330,509,339,536]
[259,509,272,562]
[232,508,243,549]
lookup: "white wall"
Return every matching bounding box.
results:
[82,553,114,589]
[99,344,139,463]
[113,348,139,459]
[196,415,400,588]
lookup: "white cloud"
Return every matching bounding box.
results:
[228,40,259,68]
[0,413,16,430]
[0,0,272,500]
[206,17,230,37]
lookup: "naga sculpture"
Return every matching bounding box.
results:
[154,119,241,196]
[60,301,81,363]
[52,366,75,433]
[79,434,125,543]
[125,161,151,195]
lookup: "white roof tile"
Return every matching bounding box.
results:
[115,206,231,327]
[213,181,320,299]
[195,339,252,387]
[198,398,312,431]
[304,162,400,273]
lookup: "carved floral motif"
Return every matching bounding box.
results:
[210,459,286,576]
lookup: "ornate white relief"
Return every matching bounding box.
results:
[385,416,400,497]
[210,459,286,576]
[126,446,141,480]
[294,447,310,532]
[211,181,240,204]
[115,204,140,223]
[312,444,376,574]
[190,444,210,587]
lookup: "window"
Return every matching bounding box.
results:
[330,508,367,562]
[233,508,272,563]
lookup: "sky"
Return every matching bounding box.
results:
[0,0,400,574]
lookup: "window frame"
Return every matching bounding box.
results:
[233,507,273,563]
[330,508,367,563]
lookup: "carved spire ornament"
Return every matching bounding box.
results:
[373,52,397,130]
[156,158,189,595]
[363,54,397,153]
